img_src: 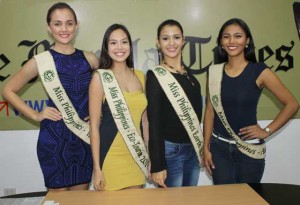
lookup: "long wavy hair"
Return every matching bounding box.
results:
[99,24,134,69]
[215,18,257,63]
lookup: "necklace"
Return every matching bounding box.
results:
[163,60,186,75]
[162,60,195,86]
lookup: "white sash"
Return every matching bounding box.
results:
[151,66,203,164]
[96,69,149,177]
[208,63,266,159]
[34,51,90,144]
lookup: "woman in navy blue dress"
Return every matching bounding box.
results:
[203,18,299,185]
[2,2,99,190]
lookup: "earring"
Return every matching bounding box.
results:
[246,44,249,48]
[157,50,163,64]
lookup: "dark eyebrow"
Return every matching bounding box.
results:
[52,20,74,23]
[222,32,244,35]
[109,37,128,42]
[160,34,182,38]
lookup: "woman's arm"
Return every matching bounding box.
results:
[89,72,105,190]
[146,70,167,187]
[1,58,62,121]
[203,81,215,175]
[240,68,299,139]
[84,51,99,70]
[140,71,149,148]
[142,110,149,149]
[141,110,152,178]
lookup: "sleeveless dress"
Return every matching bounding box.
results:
[213,62,267,138]
[37,49,93,189]
[99,70,147,190]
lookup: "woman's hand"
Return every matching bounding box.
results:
[151,170,167,188]
[203,148,215,175]
[33,106,62,122]
[93,169,106,191]
[239,124,269,140]
[147,162,152,180]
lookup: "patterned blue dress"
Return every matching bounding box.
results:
[37,49,93,188]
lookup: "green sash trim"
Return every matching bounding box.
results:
[208,63,266,159]
[151,66,204,164]
[34,51,90,144]
[96,69,149,177]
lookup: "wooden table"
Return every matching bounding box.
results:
[42,183,269,205]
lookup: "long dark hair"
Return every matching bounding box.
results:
[215,18,257,63]
[156,19,184,62]
[99,24,134,69]
[46,2,77,25]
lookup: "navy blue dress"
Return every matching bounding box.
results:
[213,62,267,139]
[37,49,93,188]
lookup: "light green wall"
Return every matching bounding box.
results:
[0,0,299,130]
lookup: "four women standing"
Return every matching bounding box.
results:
[1,2,299,190]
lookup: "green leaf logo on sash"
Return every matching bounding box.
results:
[154,66,167,76]
[43,70,55,83]
[102,72,113,83]
[211,95,219,107]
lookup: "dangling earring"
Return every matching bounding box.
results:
[156,43,162,63]
[246,44,249,48]
[157,49,163,64]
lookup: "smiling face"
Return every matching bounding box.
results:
[220,23,249,59]
[47,8,78,46]
[108,28,130,65]
[157,25,185,61]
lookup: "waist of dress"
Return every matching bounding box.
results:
[212,129,261,144]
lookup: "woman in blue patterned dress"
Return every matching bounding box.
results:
[2,2,99,190]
